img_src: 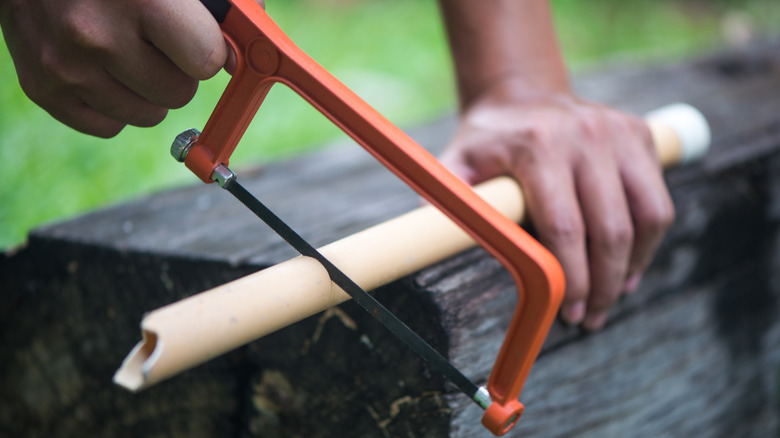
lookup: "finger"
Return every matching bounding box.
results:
[77,75,169,128]
[618,126,675,294]
[33,49,169,132]
[515,155,590,326]
[438,132,499,185]
[42,95,127,138]
[53,60,170,128]
[102,37,199,110]
[139,0,229,80]
[574,149,634,331]
[438,146,480,185]
[221,0,266,73]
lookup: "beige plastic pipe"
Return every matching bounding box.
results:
[114,103,710,391]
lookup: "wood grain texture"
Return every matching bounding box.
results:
[2,40,780,437]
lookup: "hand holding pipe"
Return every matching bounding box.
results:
[114,0,710,433]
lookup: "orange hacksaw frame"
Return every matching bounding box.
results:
[185,0,565,435]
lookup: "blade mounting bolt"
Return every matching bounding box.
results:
[171,128,201,162]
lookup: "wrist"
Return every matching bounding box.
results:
[440,0,572,109]
[466,74,573,108]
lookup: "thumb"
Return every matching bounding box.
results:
[140,0,229,80]
[439,147,479,186]
[220,0,267,74]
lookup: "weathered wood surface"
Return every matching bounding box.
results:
[2,40,780,437]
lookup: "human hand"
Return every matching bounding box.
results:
[440,88,674,331]
[0,0,261,137]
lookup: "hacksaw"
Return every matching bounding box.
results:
[113,0,711,435]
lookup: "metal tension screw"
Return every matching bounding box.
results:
[171,128,201,162]
[211,164,236,189]
[474,386,493,410]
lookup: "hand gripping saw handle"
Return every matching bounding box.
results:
[189,0,565,434]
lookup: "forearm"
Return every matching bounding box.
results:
[437,0,570,108]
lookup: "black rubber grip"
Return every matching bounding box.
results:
[200,0,231,22]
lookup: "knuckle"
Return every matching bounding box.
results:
[627,114,651,135]
[39,46,62,75]
[575,108,649,150]
[508,122,555,164]
[16,70,44,103]
[142,77,198,110]
[131,107,168,127]
[505,116,553,147]
[166,80,198,109]
[544,216,586,245]
[625,116,656,152]
[659,202,676,228]
[589,292,619,312]
[526,121,555,145]
[575,113,601,139]
[565,281,590,303]
[195,47,226,79]
[68,109,127,137]
[637,200,676,235]
[593,219,634,254]
[39,48,82,90]
[93,122,126,138]
[61,8,112,55]
[604,109,633,130]
[571,107,608,142]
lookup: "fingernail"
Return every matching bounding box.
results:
[583,312,608,331]
[623,273,643,295]
[561,300,586,325]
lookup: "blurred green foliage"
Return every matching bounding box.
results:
[0,0,777,249]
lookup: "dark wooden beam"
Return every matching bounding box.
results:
[2,40,780,437]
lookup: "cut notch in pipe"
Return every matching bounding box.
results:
[113,330,162,392]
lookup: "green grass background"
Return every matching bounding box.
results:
[0,0,777,249]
